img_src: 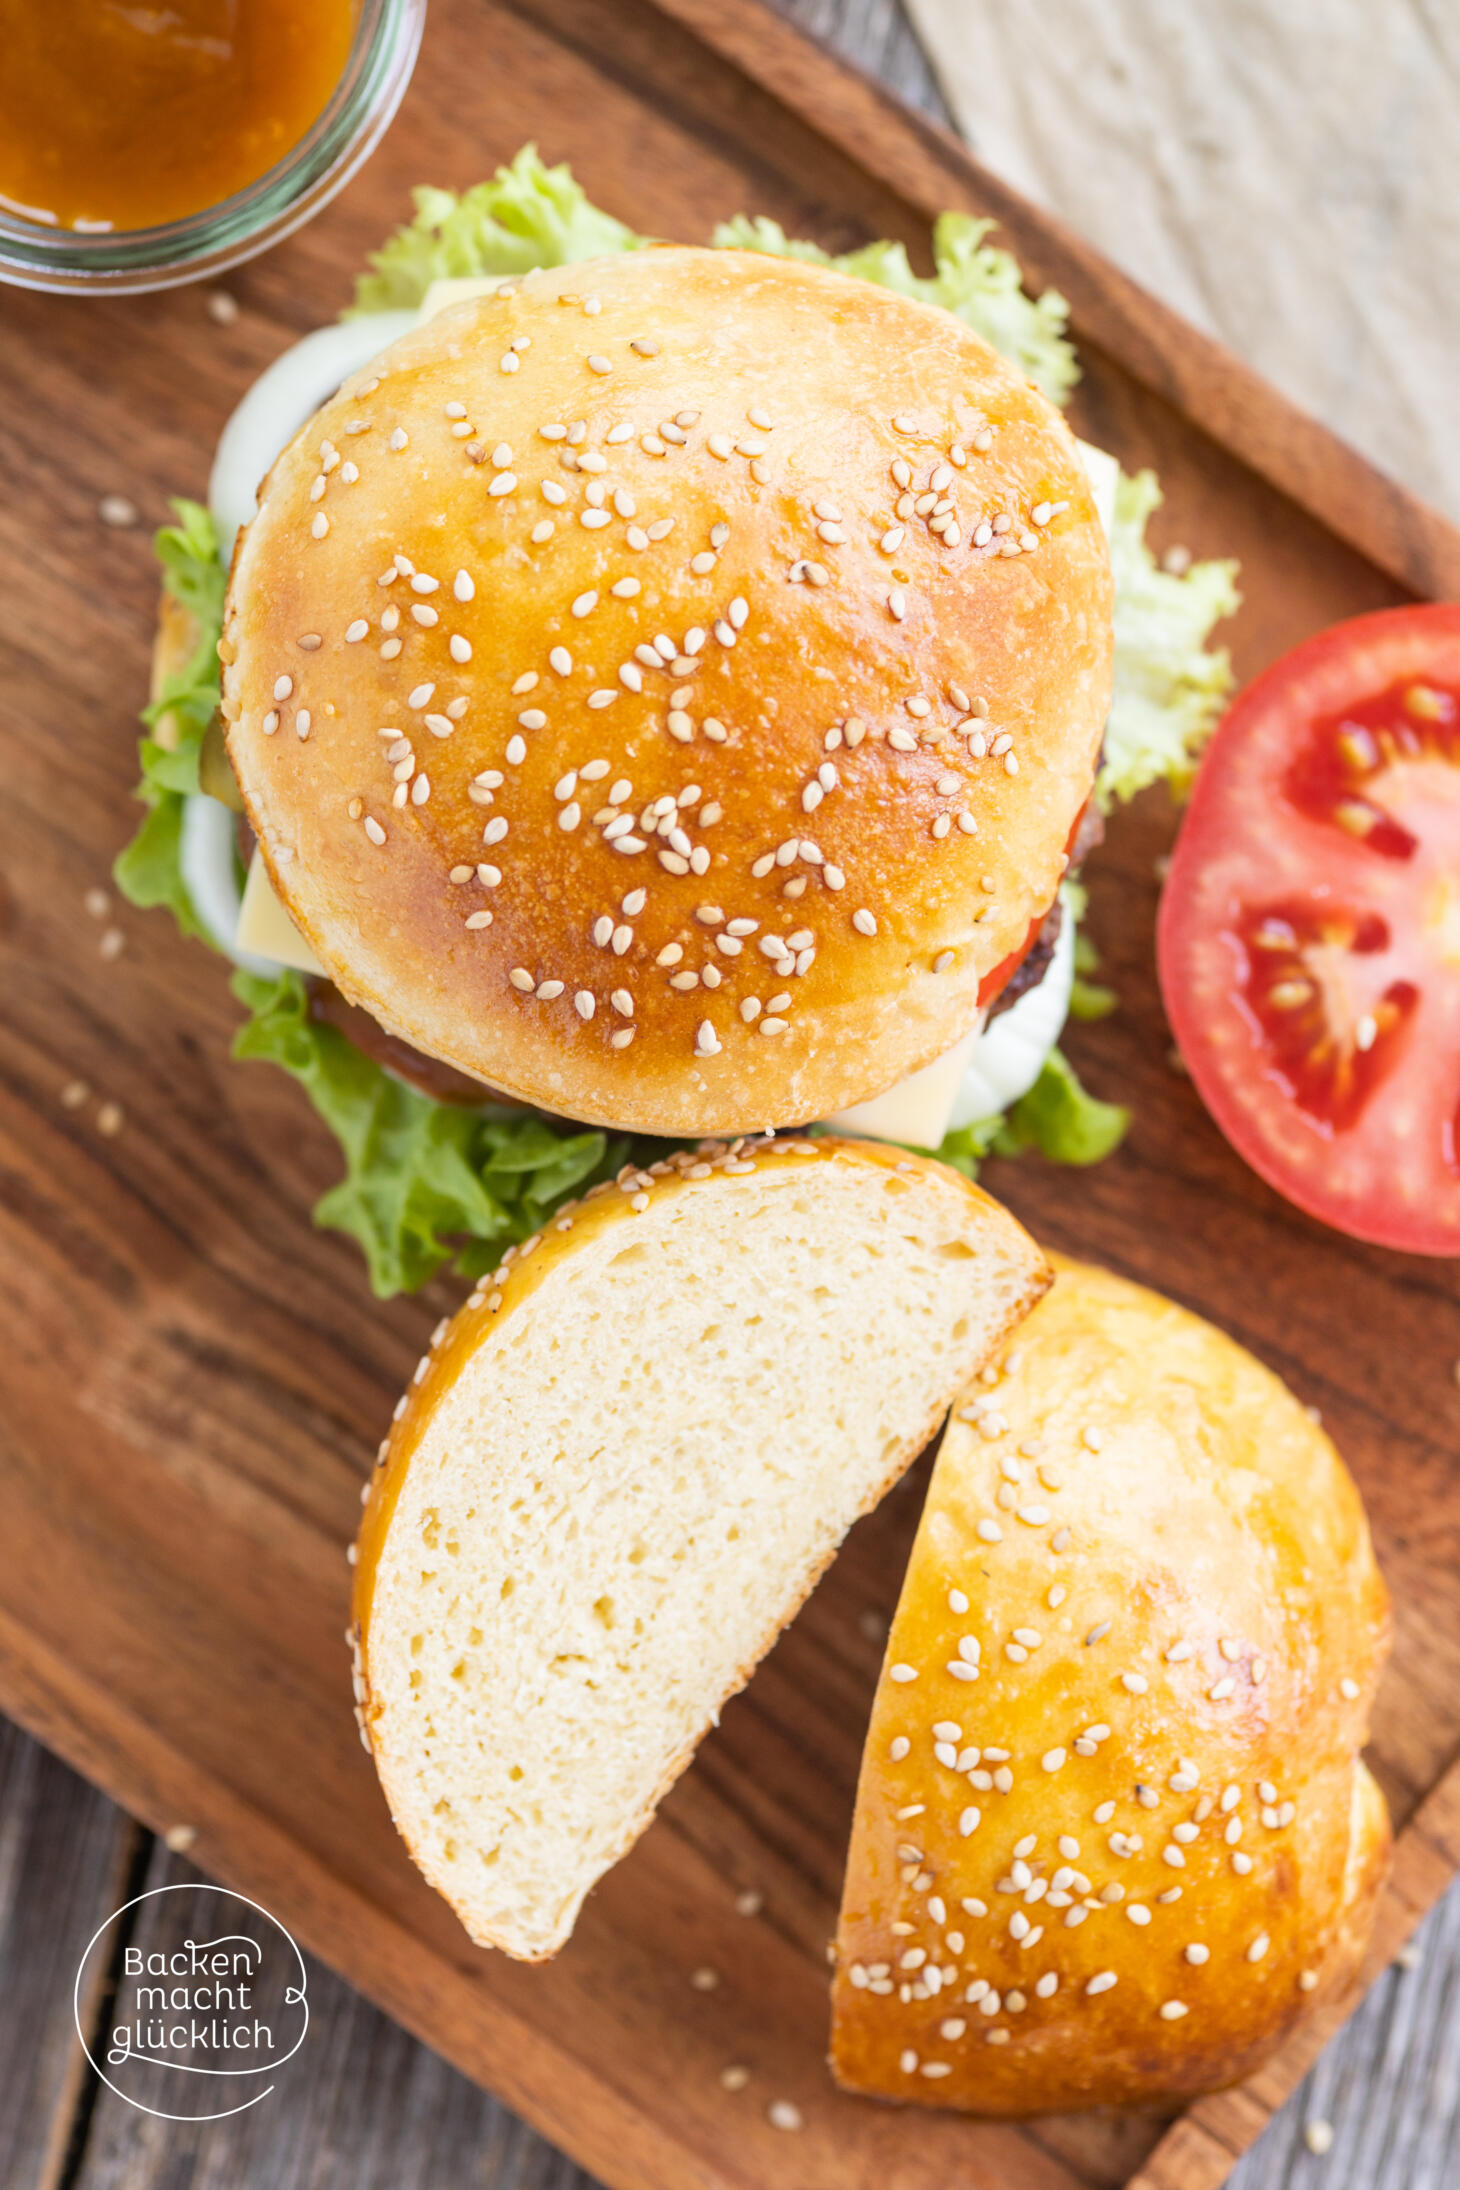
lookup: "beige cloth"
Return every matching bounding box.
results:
[906,0,1460,524]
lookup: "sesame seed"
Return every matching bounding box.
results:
[1160,2001,1189,2021]
[1304,2121,1335,2157]
[1086,1972,1117,1996]
[767,2101,802,2133]
[889,1664,918,1684]
[1340,1677,1360,1700]
[571,591,598,618]
[363,817,385,846]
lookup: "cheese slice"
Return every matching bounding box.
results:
[235,852,326,976]
[822,1023,984,1147]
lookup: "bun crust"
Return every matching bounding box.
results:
[220,247,1111,1134]
[831,1256,1391,2114]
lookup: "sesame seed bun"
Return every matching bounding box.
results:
[831,1256,1391,2113]
[220,247,1112,1136]
[349,1136,1050,1958]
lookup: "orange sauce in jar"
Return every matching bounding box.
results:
[0,0,358,233]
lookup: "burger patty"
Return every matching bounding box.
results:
[305,980,520,1108]
[986,897,1063,1023]
[984,795,1103,1023]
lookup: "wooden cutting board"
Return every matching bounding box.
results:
[2,3,1458,2187]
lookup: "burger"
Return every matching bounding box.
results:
[122,150,1239,1293]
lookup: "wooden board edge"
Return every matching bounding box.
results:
[1124,1747,1460,2190]
[645,0,1460,605]
[0,1607,714,2190]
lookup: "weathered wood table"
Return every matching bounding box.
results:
[4,3,1457,2186]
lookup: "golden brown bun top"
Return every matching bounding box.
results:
[221,247,1112,1135]
[832,1256,1391,2115]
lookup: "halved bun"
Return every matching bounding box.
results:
[831,1256,1391,2113]
[221,246,1111,1135]
[351,1138,1049,1959]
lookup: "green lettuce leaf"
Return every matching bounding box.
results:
[1099,468,1241,808]
[996,1048,1130,1166]
[231,967,628,1296]
[932,1050,1128,1179]
[929,1115,1008,1180]
[113,500,226,941]
[1067,927,1118,1021]
[715,212,1078,408]
[351,145,647,315]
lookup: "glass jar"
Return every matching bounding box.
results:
[0,0,427,296]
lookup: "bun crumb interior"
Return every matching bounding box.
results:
[353,1138,1049,1959]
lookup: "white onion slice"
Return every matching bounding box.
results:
[208,313,414,559]
[179,793,282,975]
[950,907,1076,1127]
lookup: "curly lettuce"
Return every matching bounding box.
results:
[113,500,223,941]
[232,968,633,1296]
[120,152,1242,1288]
[1099,469,1241,808]
[351,145,647,315]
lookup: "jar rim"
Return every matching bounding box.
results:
[0,0,427,295]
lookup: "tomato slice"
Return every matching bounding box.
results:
[1158,603,1460,1255]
